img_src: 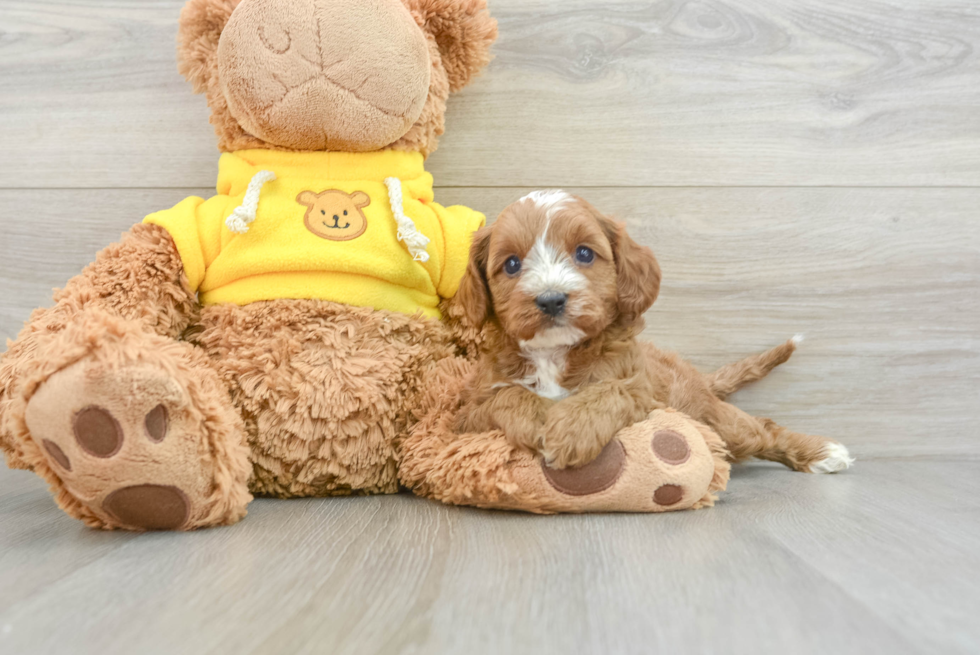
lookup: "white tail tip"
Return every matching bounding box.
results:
[791,334,805,345]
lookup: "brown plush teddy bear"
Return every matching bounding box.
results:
[0,0,730,531]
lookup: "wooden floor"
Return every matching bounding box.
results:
[1,1,978,654]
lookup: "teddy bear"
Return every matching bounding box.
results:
[0,0,729,531]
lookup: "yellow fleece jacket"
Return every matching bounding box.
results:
[143,149,485,318]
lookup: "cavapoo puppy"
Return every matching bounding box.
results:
[454,191,853,473]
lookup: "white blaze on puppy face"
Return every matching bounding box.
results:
[510,191,588,399]
[516,190,588,306]
[522,189,571,219]
[517,236,588,299]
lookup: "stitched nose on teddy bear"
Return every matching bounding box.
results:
[217,0,431,151]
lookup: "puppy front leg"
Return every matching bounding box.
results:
[456,385,553,451]
[541,380,654,468]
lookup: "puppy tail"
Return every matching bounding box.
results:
[705,336,802,400]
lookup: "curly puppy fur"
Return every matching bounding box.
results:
[454,191,851,473]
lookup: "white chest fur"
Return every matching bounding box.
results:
[518,348,570,401]
[516,327,585,401]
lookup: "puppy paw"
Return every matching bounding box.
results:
[810,442,855,473]
[539,438,608,470]
[539,412,613,469]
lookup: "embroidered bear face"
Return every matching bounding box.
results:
[297,189,370,241]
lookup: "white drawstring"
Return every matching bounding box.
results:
[385,177,430,262]
[225,170,277,234]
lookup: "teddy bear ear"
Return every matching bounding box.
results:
[405,0,498,93]
[176,0,243,93]
[296,191,318,206]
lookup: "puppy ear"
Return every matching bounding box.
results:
[599,216,662,322]
[405,0,498,92]
[177,0,243,93]
[454,225,493,326]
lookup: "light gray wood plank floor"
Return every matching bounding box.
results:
[1,1,978,654]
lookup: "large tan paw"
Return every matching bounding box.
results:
[24,356,249,530]
[506,410,730,513]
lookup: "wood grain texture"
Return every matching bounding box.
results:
[1,0,980,187]
[0,460,978,655]
[1,0,979,653]
[3,186,977,457]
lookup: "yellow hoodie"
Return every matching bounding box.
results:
[143,149,485,318]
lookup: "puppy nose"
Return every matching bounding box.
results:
[536,292,568,317]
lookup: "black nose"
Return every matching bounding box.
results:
[536,292,568,317]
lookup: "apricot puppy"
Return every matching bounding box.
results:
[454,191,854,474]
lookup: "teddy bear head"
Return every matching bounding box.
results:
[177,0,497,156]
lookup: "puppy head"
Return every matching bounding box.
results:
[457,191,661,345]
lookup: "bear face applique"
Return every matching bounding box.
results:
[297,189,371,241]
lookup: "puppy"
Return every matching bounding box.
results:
[453,190,853,473]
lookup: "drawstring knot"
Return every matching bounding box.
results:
[385,177,430,262]
[225,170,277,234]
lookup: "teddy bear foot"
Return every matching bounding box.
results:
[24,350,251,531]
[505,409,731,513]
[403,366,733,513]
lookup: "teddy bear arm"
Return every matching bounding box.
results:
[53,222,198,338]
[0,223,198,468]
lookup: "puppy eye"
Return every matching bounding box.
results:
[321,210,326,215]
[344,210,348,216]
[504,256,522,276]
[575,246,595,265]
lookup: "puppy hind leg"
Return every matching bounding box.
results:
[704,400,853,473]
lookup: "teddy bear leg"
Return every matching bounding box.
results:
[402,360,730,513]
[521,410,732,512]
[16,313,252,530]
[1,223,250,530]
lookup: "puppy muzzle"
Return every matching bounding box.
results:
[536,292,568,317]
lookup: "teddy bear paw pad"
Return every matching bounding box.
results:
[103,484,190,531]
[540,439,626,496]
[653,483,684,506]
[24,359,217,530]
[73,406,124,457]
[651,430,691,465]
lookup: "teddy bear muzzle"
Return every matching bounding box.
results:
[216,0,432,151]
